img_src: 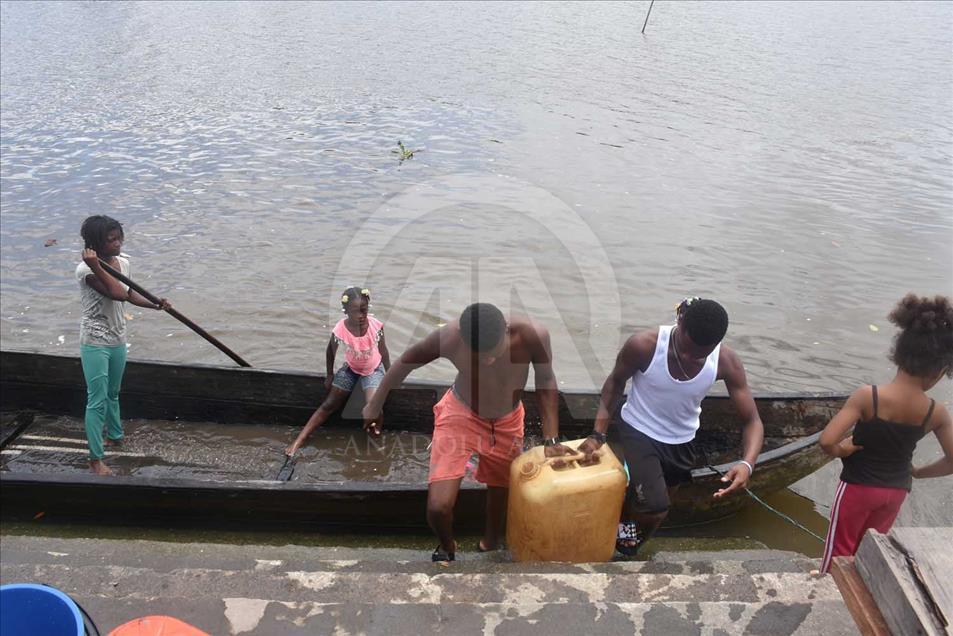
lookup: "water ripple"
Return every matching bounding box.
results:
[2,1,951,393]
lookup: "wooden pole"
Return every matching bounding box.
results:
[98,259,252,367]
[642,0,655,34]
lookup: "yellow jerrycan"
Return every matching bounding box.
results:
[506,438,627,562]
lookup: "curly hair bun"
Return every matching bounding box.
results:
[888,294,953,379]
[888,294,953,333]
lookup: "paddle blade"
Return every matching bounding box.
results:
[276,456,296,482]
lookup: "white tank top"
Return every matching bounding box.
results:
[620,325,720,444]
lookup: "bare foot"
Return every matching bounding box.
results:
[89,460,114,476]
[478,539,501,552]
[104,438,123,447]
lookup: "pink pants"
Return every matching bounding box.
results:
[820,480,906,573]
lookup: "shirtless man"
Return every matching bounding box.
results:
[578,297,764,555]
[363,303,573,561]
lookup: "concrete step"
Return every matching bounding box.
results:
[68,596,857,635]
[0,536,855,634]
[0,535,818,575]
[0,562,841,605]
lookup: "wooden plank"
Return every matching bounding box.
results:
[830,556,892,636]
[0,471,488,531]
[855,529,948,636]
[890,528,953,628]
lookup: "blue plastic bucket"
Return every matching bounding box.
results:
[0,583,84,636]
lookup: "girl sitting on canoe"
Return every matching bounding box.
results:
[819,294,953,573]
[285,287,390,456]
[77,215,170,476]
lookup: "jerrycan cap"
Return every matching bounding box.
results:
[520,460,541,481]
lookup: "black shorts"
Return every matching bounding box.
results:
[613,424,699,514]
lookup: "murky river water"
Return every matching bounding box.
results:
[1,1,951,552]
[2,1,951,391]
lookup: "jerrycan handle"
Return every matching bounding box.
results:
[520,451,603,482]
[543,451,601,468]
[542,451,586,465]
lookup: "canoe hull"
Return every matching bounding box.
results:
[1,350,843,529]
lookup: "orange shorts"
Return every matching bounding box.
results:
[429,389,525,487]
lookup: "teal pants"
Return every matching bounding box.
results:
[80,343,127,460]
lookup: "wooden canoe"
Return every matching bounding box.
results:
[0,350,844,530]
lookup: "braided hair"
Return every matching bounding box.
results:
[340,286,370,312]
[80,215,123,251]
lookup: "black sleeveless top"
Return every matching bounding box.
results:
[840,386,934,491]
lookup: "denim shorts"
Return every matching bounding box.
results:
[331,363,385,392]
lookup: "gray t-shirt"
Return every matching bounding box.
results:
[76,256,130,346]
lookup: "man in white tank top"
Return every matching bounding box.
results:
[579,298,764,555]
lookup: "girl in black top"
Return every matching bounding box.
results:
[818,294,953,573]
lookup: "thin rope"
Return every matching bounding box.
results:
[707,464,826,544]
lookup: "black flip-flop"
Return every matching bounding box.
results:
[431,545,455,562]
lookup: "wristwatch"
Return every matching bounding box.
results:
[543,437,559,447]
[587,430,607,444]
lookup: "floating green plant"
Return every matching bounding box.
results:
[391,140,421,163]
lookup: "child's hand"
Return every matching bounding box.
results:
[838,437,863,457]
[155,297,171,311]
[285,443,299,457]
[82,248,99,268]
[362,405,382,437]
